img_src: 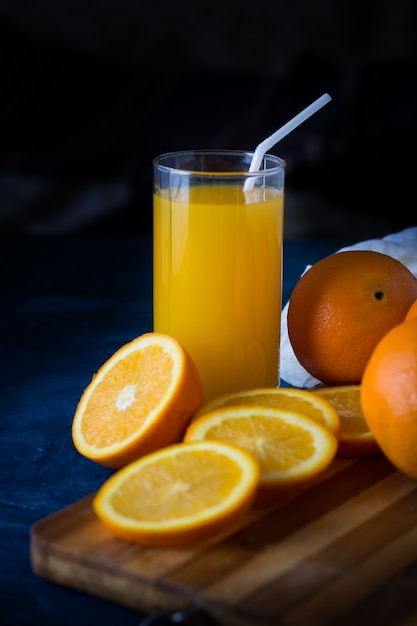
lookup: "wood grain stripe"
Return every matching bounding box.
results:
[243,482,417,623]
[197,457,400,603]
[281,516,417,625]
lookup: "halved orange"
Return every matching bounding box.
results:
[93,440,260,547]
[192,387,341,439]
[72,332,203,468]
[312,385,381,456]
[184,405,338,504]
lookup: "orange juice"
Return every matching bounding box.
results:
[153,183,284,401]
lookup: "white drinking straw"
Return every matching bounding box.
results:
[243,93,332,191]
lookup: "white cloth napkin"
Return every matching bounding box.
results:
[280,227,417,389]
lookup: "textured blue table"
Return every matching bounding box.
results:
[1,235,353,626]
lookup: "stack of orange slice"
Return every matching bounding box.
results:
[71,333,379,547]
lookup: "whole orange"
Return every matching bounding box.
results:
[361,317,417,480]
[405,298,417,321]
[287,250,417,386]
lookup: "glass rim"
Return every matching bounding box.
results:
[153,149,285,177]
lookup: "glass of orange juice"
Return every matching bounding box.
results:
[153,150,285,402]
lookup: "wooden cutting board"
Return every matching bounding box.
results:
[30,455,417,626]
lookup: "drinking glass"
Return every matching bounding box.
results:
[153,150,285,402]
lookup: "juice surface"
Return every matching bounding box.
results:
[153,184,283,402]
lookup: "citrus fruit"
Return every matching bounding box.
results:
[287,250,417,386]
[193,387,341,439]
[72,332,203,468]
[184,405,338,503]
[361,317,417,480]
[93,440,260,547]
[405,298,417,321]
[312,385,381,456]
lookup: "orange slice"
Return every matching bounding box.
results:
[312,385,381,456]
[93,440,260,547]
[193,387,341,439]
[185,405,338,504]
[72,332,203,468]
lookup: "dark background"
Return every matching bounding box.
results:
[1,0,416,239]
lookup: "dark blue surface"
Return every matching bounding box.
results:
[1,235,353,626]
